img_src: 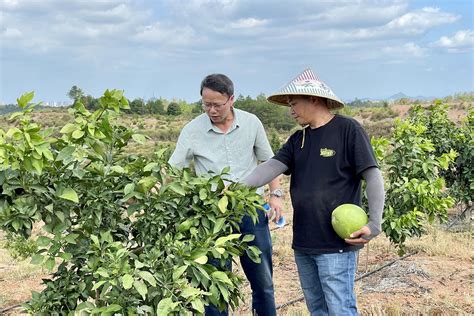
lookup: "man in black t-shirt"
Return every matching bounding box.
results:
[242,68,385,315]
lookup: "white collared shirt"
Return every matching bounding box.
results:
[169,109,273,191]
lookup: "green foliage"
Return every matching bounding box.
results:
[346,98,387,107]
[130,98,146,115]
[269,131,282,154]
[3,232,38,260]
[0,91,264,314]
[67,85,84,102]
[406,102,473,204]
[442,92,474,103]
[167,102,182,116]
[453,110,474,204]
[234,94,296,131]
[372,107,458,255]
[146,99,166,115]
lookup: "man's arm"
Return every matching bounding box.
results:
[345,167,385,245]
[242,159,289,222]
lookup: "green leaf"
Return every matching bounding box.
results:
[56,146,75,161]
[92,280,107,291]
[124,183,135,195]
[76,301,95,310]
[135,260,146,269]
[194,255,208,265]
[211,271,232,285]
[122,274,134,290]
[59,187,79,203]
[242,234,255,242]
[9,112,23,120]
[215,233,241,247]
[169,182,186,196]
[217,282,229,302]
[191,299,205,314]
[91,235,100,247]
[199,188,207,200]
[111,165,125,174]
[143,162,158,172]
[72,130,85,139]
[30,254,44,265]
[17,91,34,108]
[44,257,55,271]
[157,297,178,315]
[138,271,157,287]
[60,123,77,134]
[105,305,122,313]
[36,236,52,247]
[59,252,72,261]
[178,219,194,232]
[181,287,202,299]
[133,280,148,300]
[213,218,226,234]
[172,265,188,281]
[218,196,228,213]
[12,220,20,231]
[64,233,79,244]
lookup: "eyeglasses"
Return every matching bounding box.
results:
[201,95,232,110]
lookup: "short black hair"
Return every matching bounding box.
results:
[200,74,234,96]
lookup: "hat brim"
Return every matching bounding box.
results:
[267,93,344,110]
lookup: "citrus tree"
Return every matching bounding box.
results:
[0,91,263,314]
[370,102,463,255]
[407,102,473,206]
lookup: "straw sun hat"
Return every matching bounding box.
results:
[267,68,344,110]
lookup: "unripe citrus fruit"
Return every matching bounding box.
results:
[331,204,368,239]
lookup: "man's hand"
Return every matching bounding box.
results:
[268,196,283,223]
[344,225,372,245]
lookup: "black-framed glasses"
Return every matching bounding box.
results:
[201,95,232,110]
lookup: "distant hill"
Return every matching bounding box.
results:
[345,93,439,103]
[387,92,436,101]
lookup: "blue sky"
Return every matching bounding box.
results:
[1,0,473,104]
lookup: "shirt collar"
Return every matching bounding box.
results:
[205,108,241,133]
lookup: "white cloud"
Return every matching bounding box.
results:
[0,0,150,52]
[309,0,408,28]
[383,42,426,58]
[134,22,199,46]
[386,7,459,35]
[230,18,268,29]
[432,30,474,52]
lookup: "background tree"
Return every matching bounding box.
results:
[167,102,182,116]
[129,98,146,114]
[67,85,84,102]
[146,99,166,115]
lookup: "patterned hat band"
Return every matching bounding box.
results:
[267,68,344,109]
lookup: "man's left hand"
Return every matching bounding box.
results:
[344,225,372,245]
[268,196,283,223]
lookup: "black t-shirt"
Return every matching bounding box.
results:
[274,114,378,254]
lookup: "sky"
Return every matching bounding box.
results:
[1,0,473,105]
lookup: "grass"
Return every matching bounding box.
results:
[405,226,473,260]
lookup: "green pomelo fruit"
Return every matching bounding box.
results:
[331,204,368,239]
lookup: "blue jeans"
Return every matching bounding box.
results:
[205,208,276,316]
[294,250,359,316]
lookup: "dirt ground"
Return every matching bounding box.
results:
[233,225,473,316]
